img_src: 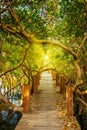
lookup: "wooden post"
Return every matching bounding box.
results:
[23,84,30,113]
[34,75,39,93]
[37,74,40,85]
[66,85,73,116]
[56,74,59,86]
[60,76,65,94]
[60,76,63,93]
[52,71,56,80]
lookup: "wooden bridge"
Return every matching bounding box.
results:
[15,71,81,130]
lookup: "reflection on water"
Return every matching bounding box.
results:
[0,85,23,107]
[12,99,23,106]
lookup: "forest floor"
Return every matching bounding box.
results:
[15,72,81,130]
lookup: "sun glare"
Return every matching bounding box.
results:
[44,55,49,60]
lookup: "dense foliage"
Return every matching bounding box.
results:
[0,0,87,111]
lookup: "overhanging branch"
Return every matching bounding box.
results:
[77,97,87,107]
[0,0,17,15]
[33,38,77,60]
[0,45,30,77]
[77,33,87,55]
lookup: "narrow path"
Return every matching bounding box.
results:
[15,71,64,130]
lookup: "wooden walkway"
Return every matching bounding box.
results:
[15,72,81,130]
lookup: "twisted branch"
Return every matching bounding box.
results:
[0,45,30,77]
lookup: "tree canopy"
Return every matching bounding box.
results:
[0,0,87,107]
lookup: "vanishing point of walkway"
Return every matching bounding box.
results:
[15,71,81,130]
[15,71,64,130]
